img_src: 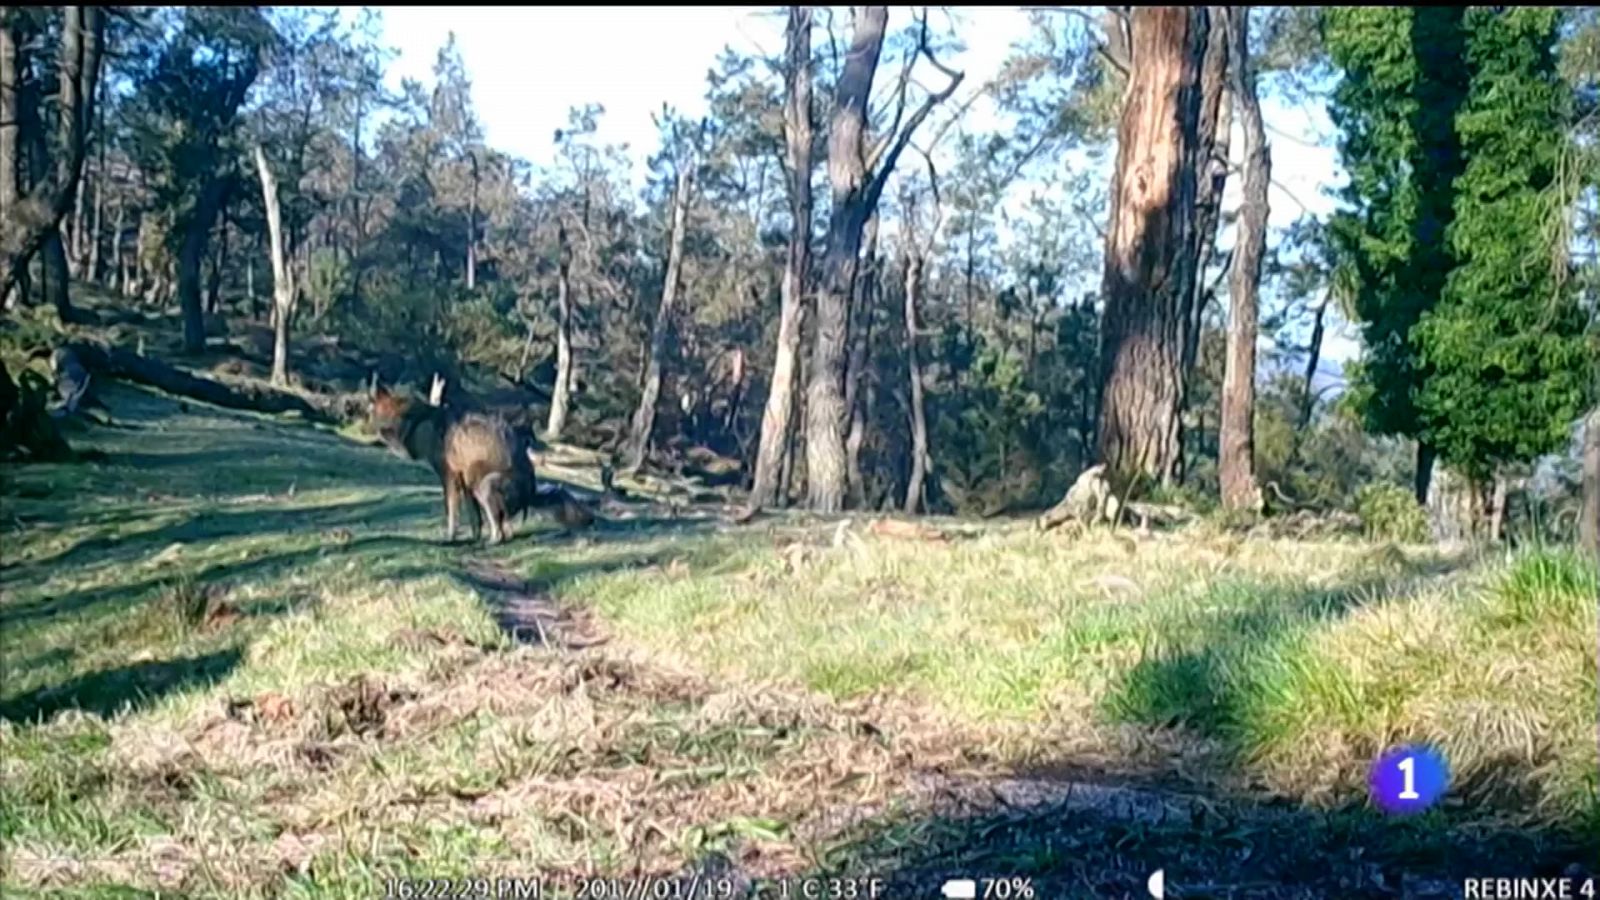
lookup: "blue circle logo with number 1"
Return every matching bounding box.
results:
[1369,744,1450,815]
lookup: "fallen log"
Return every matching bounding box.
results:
[62,341,351,424]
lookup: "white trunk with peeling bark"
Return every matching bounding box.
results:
[255,146,296,387]
[749,6,815,510]
[1219,6,1265,513]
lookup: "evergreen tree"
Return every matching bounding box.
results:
[1413,8,1591,483]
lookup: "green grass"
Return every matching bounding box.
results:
[2,376,1596,896]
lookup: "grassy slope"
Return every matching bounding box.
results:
[1,377,1596,895]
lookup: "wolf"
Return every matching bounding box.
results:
[369,384,533,545]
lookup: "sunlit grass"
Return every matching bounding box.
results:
[1,377,1594,895]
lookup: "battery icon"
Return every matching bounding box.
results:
[940,880,977,899]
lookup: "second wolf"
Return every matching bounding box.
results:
[370,385,538,544]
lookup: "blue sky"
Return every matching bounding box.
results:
[364,6,1359,379]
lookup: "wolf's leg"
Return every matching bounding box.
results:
[443,475,461,543]
[474,474,507,544]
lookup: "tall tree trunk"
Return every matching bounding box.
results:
[1094,6,1212,491]
[1176,7,1232,483]
[1296,290,1331,434]
[2,8,103,320]
[1219,6,1266,513]
[207,217,229,315]
[1581,406,1599,561]
[844,214,878,506]
[87,161,104,283]
[1414,441,1437,507]
[105,198,123,291]
[43,231,70,320]
[904,249,931,514]
[466,152,478,290]
[256,146,295,386]
[622,164,693,472]
[0,24,17,297]
[179,173,229,355]
[750,6,815,510]
[545,219,574,438]
[69,165,87,277]
[806,5,888,513]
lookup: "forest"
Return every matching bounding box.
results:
[0,5,1597,897]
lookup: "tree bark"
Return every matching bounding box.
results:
[844,214,878,507]
[1094,6,1212,491]
[1219,6,1266,513]
[622,163,693,472]
[904,248,931,514]
[1,8,103,319]
[1414,441,1437,507]
[0,23,17,283]
[748,5,814,510]
[806,5,888,513]
[545,219,574,438]
[179,173,229,355]
[466,151,478,290]
[255,146,295,386]
[1183,6,1231,381]
[1581,406,1599,561]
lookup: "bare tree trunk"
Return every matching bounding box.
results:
[179,174,228,354]
[545,220,574,438]
[844,214,878,507]
[806,6,888,513]
[1219,6,1265,513]
[904,249,931,514]
[1295,289,1331,436]
[749,5,814,510]
[69,164,87,277]
[623,164,693,472]
[1581,406,1599,560]
[255,146,295,386]
[466,151,478,290]
[1184,10,1230,378]
[105,198,122,291]
[87,161,104,283]
[207,217,228,315]
[1415,441,1437,507]
[1,8,103,319]
[0,23,16,275]
[1094,6,1212,491]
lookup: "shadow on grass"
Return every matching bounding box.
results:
[782,553,1594,896]
[803,778,1593,898]
[0,534,439,629]
[6,492,437,587]
[0,647,243,726]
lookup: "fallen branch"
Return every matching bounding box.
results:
[62,341,349,424]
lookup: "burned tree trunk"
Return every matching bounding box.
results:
[545,219,574,438]
[1219,6,1266,513]
[255,146,296,386]
[749,5,815,510]
[1094,6,1212,490]
[622,164,693,472]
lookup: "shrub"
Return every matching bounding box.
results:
[1355,483,1429,542]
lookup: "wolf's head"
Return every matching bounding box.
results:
[368,385,420,459]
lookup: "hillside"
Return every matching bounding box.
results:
[1,348,1594,897]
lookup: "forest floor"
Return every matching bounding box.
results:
[1,311,1597,898]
